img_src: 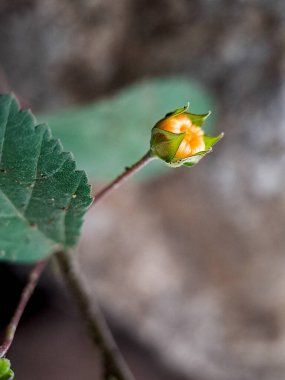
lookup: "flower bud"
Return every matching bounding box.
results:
[150,104,223,167]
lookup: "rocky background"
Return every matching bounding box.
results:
[1,1,285,380]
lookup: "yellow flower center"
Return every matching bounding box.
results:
[157,114,205,159]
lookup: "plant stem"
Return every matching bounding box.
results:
[55,251,135,380]
[0,259,48,358]
[92,151,154,205]
[53,153,155,378]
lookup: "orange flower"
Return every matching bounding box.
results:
[150,105,223,167]
[155,113,205,159]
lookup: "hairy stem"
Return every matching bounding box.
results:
[55,251,135,380]
[0,259,48,358]
[92,151,154,205]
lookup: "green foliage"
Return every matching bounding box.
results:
[0,95,92,263]
[0,359,14,380]
[43,77,216,180]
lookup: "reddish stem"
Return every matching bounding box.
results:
[0,259,48,358]
[92,151,153,205]
[55,251,135,380]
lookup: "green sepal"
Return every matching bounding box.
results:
[164,103,190,119]
[166,132,223,167]
[0,359,14,380]
[204,133,224,150]
[182,150,211,167]
[150,127,185,162]
[168,150,210,167]
[186,111,211,127]
[163,106,210,128]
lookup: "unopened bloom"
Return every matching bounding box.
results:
[150,104,223,167]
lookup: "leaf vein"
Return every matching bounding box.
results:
[63,172,83,245]
[23,128,45,213]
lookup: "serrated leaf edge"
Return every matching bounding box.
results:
[0,94,92,260]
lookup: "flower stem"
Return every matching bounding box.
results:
[0,259,48,358]
[53,153,155,379]
[92,151,154,205]
[55,251,135,380]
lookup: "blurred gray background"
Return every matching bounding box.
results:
[1,1,285,379]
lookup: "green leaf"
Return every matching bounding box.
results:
[150,127,185,162]
[0,94,92,263]
[0,359,14,380]
[42,77,216,180]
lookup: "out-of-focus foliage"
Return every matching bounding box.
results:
[0,95,92,263]
[43,78,216,180]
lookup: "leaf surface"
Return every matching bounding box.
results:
[0,95,92,263]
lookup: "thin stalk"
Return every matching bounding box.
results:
[54,151,154,379]
[0,259,48,358]
[92,151,154,205]
[55,251,135,380]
